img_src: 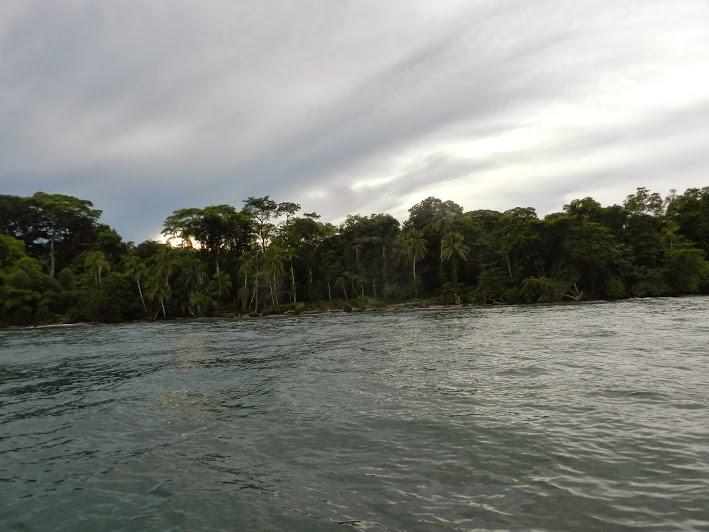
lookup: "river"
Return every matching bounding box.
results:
[1,297,708,530]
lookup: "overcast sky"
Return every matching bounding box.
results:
[1,0,708,241]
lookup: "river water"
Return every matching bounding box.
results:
[1,297,708,530]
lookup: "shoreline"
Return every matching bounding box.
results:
[4,295,705,330]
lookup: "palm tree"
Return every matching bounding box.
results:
[238,251,257,311]
[153,247,175,291]
[188,290,214,317]
[146,247,175,318]
[441,232,470,285]
[146,269,170,318]
[262,245,285,308]
[123,255,147,312]
[210,270,232,308]
[84,250,110,287]
[432,209,453,258]
[399,230,427,297]
[184,258,208,295]
[335,275,349,303]
[284,245,298,304]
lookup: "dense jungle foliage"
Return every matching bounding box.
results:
[1,187,708,325]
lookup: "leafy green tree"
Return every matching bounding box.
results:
[441,232,470,285]
[407,197,463,290]
[209,270,232,309]
[84,250,110,287]
[624,187,664,217]
[0,234,25,267]
[666,187,709,254]
[146,247,175,318]
[398,229,427,297]
[519,276,568,303]
[243,197,279,252]
[0,235,58,325]
[123,254,148,313]
[496,207,540,280]
[262,244,285,308]
[29,192,101,277]
[663,247,707,294]
[162,205,252,274]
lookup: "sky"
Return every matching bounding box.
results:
[1,0,708,242]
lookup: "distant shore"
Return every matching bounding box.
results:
[8,295,704,330]
[4,300,486,329]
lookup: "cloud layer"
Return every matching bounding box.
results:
[1,0,708,240]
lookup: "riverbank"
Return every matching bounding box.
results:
[4,300,484,328]
[216,300,465,319]
[5,294,706,329]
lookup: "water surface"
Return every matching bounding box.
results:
[1,297,709,530]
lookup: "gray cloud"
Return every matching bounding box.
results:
[1,0,708,241]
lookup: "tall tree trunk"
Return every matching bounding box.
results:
[308,264,313,301]
[507,255,512,279]
[137,277,147,312]
[253,256,260,311]
[382,245,387,285]
[413,257,417,298]
[439,238,445,287]
[249,279,257,309]
[160,297,166,319]
[49,237,56,277]
[327,280,332,305]
[268,275,276,308]
[290,260,297,304]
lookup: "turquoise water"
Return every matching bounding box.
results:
[1,297,709,530]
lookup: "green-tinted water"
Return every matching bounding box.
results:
[1,297,709,530]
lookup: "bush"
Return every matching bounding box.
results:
[606,277,626,300]
[476,268,510,303]
[80,273,143,322]
[519,277,568,303]
[503,286,521,304]
[663,247,707,294]
[353,295,381,309]
[630,268,670,297]
[382,283,406,302]
[440,282,464,304]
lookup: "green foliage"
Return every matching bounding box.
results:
[440,232,470,285]
[0,236,58,325]
[666,187,709,254]
[605,277,626,300]
[0,234,25,266]
[630,268,671,298]
[519,277,568,304]
[476,268,510,303]
[663,247,707,294]
[79,273,144,322]
[2,185,709,326]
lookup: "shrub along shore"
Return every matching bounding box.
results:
[1,186,708,327]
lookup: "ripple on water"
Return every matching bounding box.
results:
[1,297,709,530]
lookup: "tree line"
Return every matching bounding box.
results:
[1,186,708,325]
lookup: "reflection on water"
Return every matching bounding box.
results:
[1,297,709,530]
